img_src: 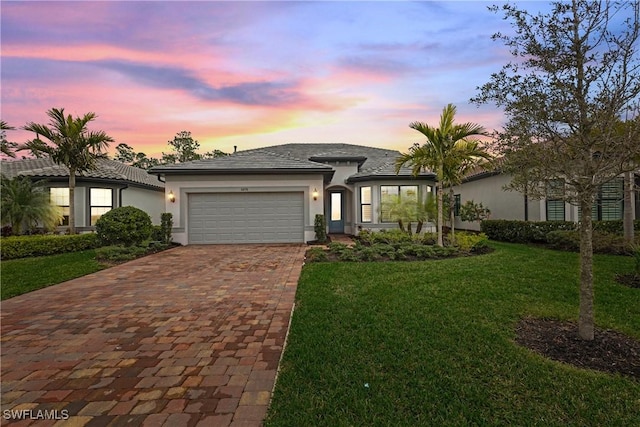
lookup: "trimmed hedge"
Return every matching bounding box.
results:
[481,219,640,243]
[480,220,576,243]
[1,234,100,260]
[546,230,638,255]
[592,220,640,235]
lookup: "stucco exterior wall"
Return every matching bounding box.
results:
[121,187,165,225]
[164,174,325,245]
[452,174,541,231]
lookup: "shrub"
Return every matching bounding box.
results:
[305,247,329,262]
[481,220,576,243]
[160,212,173,244]
[95,245,149,262]
[150,225,163,241]
[592,219,640,235]
[546,230,636,255]
[454,232,489,253]
[314,214,327,243]
[95,206,151,247]
[0,233,99,260]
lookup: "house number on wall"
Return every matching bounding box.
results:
[240,187,249,192]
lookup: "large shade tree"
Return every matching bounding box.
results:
[21,108,114,234]
[395,104,487,246]
[473,0,640,340]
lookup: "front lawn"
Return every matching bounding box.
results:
[266,242,639,426]
[0,250,106,300]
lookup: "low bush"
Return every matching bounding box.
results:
[546,230,636,255]
[160,213,173,244]
[305,247,328,262]
[150,225,163,241]
[95,245,149,262]
[454,232,490,253]
[0,233,99,260]
[592,219,640,235]
[481,220,576,243]
[95,206,152,247]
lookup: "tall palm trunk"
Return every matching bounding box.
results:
[436,169,444,247]
[68,168,76,235]
[449,185,455,244]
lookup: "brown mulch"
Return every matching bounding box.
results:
[515,317,640,380]
[615,273,640,289]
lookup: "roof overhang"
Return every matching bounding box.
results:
[346,173,436,184]
[150,167,336,183]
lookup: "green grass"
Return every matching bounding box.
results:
[266,242,640,426]
[1,250,106,300]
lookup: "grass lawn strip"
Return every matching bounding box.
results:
[0,250,106,300]
[266,242,639,426]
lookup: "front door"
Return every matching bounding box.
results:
[328,191,344,234]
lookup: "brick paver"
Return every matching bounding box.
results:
[1,244,305,426]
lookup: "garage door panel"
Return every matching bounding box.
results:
[188,192,304,244]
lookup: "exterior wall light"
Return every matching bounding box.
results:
[168,190,176,203]
[312,188,319,201]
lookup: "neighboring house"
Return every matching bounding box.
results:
[149,143,435,245]
[452,167,640,231]
[1,158,165,230]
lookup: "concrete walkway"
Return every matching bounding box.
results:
[1,244,306,426]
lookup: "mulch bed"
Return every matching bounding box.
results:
[515,317,640,380]
[615,273,640,289]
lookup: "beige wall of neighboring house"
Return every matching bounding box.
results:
[453,172,637,230]
[121,186,165,225]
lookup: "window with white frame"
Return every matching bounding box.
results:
[90,188,113,225]
[50,188,70,226]
[360,187,372,223]
[380,185,418,222]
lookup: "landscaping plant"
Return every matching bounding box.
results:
[95,206,151,247]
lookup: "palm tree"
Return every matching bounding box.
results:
[1,120,17,158]
[1,176,62,235]
[20,108,113,234]
[442,140,492,242]
[395,104,486,246]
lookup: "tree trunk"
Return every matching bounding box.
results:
[68,169,76,235]
[578,194,595,340]
[623,171,634,244]
[449,186,455,245]
[436,180,443,247]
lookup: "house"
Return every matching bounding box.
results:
[452,167,640,231]
[149,143,435,245]
[1,158,165,230]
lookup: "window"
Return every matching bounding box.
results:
[545,180,565,221]
[380,185,418,222]
[578,178,624,221]
[90,188,113,225]
[599,179,623,220]
[50,188,70,226]
[454,194,461,217]
[360,187,372,222]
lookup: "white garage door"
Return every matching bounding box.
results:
[188,192,304,244]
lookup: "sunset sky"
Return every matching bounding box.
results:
[1,1,550,159]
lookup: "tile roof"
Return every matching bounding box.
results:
[150,149,334,173]
[0,158,164,189]
[150,143,435,181]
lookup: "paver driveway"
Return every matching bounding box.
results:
[1,244,306,426]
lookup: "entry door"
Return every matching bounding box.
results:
[328,191,344,233]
